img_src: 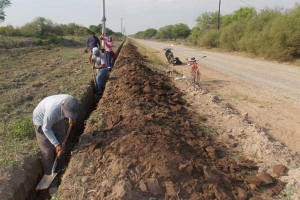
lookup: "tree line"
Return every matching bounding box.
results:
[0,17,122,39]
[133,4,300,61]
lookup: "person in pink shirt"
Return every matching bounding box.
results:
[99,35,114,69]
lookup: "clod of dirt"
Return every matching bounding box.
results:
[139,180,148,192]
[143,85,152,94]
[272,164,288,177]
[245,175,263,190]
[145,178,162,195]
[266,180,286,197]
[234,187,248,200]
[164,181,178,198]
[238,158,258,170]
[257,171,274,185]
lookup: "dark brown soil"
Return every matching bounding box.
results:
[58,41,283,200]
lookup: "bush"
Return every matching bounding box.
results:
[190,4,300,61]
[188,27,201,45]
[238,6,300,61]
[199,29,220,48]
[238,9,282,55]
[219,20,247,50]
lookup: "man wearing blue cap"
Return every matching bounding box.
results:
[33,94,79,190]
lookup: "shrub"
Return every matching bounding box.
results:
[219,20,247,50]
[199,29,220,48]
[188,27,201,45]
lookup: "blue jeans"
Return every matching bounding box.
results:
[96,68,109,93]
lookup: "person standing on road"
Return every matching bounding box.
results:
[33,94,79,190]
[85,32,101,63]
[99,35,114,69]
[92,47,109,95]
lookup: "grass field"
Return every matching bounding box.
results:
[0,36,121,172]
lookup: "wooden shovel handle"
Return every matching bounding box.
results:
[58,125,73,157]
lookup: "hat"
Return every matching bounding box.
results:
[63,97,79,120]
[92,47,99,55]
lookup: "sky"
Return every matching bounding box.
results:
[1,0,299,34]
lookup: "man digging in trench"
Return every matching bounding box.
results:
[33,94,79,195]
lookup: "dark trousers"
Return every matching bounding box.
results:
[35,120,65,175]
[105,51,112,68]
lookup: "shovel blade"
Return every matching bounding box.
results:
[36,173,58,190]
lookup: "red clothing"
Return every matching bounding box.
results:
[99,36,114,52]
[111,51,117,59]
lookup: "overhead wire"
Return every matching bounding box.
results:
[237,0,261,11]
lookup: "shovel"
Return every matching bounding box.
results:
[36,124,73,190]
[90,64,97,88]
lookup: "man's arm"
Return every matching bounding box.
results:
[93,64,106,70]
[42,111,60,147]
[86,37,90,49]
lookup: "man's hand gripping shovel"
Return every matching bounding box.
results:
[36,124,73,190]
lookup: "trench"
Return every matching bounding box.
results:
[0,41,125,200]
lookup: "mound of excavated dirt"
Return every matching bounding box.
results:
[57,41,283,199]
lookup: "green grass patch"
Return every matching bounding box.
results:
[6,114,34,139]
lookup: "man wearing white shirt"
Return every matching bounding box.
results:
[33,94,79,188]
[92,47,109,94]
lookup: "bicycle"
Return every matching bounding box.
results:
[187,56,206,85]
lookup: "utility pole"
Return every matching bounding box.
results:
[101,0,106,47]
[102,0,106,37]
[218,0,221,30]
[120,18,124,35]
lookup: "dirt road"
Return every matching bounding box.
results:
[136,39,300,154]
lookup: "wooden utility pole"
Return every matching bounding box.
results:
[101,0,106,47]
[218,0,221,29]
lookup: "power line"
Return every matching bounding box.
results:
[238,0,261,11]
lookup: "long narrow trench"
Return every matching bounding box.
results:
[33,42,125,200]
[0,42,125,200]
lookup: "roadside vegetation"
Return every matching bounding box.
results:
[132,4,300,62]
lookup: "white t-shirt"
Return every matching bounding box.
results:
[92,53,107,66]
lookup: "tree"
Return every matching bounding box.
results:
[196,12,219,31]
[20,17,56,37]
[158,25,175,40]
[143,28,157,39]
[89,24,102,34]
[0,0,11,22]
[133,31,144,38]
[173,23,191,40]
[222,7,256,26]
[0,25,14,35]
